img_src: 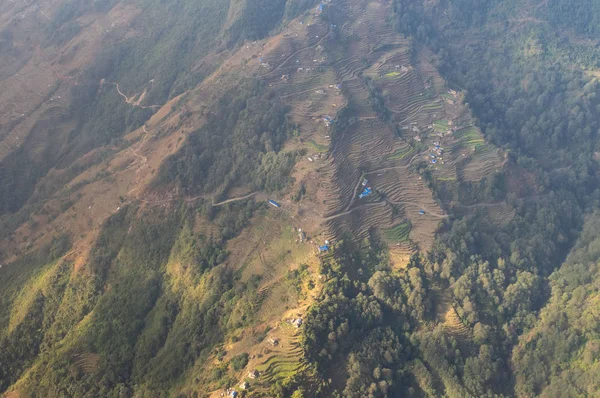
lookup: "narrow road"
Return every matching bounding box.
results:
[212,192,257,207]
[139,194,206,205]
[345,175,366,211]
[139,192,259,207]
[385,199,447,219]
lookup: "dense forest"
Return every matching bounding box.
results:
[156,78,299,199]
[296,0,600,396]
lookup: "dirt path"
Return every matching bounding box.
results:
[129,125,149,172]
[212,192,258,206]
[139,194,206,206]
[39,10,51,21]
[138,191,260,207]
[111,82,162,110]
[325,195,446,222]
[346,175,367,212]
[384,199,447,219]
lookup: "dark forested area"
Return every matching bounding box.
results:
[302,237,432,397]
[156,78,299,199]
[300,0,600,396]
[512,211,600,397]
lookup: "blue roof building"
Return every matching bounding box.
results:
[268,200,281,208]
[359,187,372,198]
[318,245,329,252]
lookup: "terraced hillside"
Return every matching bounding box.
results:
[0,0,524,396]
[255,0,506,256]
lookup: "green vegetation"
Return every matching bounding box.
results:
[307,139,329,153]
[5,0,600,396]
[387,145,413,160]
[156,78,298,197]
[299,0,600,396]
[453,126,487,152]
[230,353,250,371]
[512,212,600,397]
[302,237,433,396]
[0,199,262,395]
[381,221,411,243]
[432,119,450,132]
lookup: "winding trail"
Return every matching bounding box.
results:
[111,82,162,110]
[326,196,447,222]
[129,125,149,172]
[40,10,51,21]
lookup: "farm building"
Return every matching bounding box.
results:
[359,187,372,198]
[268,200,281,208]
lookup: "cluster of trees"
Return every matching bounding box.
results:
[512,212,600,397]
[545,0,600,38]
[302,236,434,397]
[298,0,600,396]
[417,0,600,395]
[156,78,298,196]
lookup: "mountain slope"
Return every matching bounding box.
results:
[1,0,600,397]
